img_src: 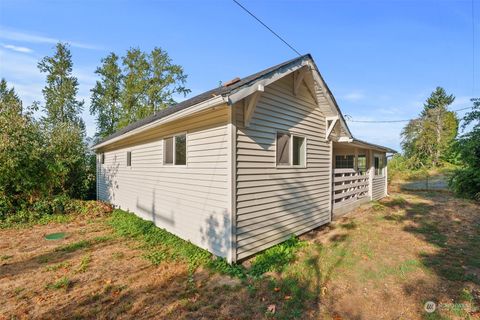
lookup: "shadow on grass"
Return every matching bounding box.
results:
[379,192,480,313]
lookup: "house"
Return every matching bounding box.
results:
[93,54,396,263]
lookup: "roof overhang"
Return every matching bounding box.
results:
[92,95,227,150]
[337,138,397,153]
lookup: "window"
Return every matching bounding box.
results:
[276,132,306,167]
[374,154,385,176]
[164,134,187,165]
[276,132,290,166]
[164,137,174,164]
[175,134,186,165]
[335,155,354,169]
[292,136,306,166]
[357,155,366,173]
[127,151,131,167]
[101,153,105,164]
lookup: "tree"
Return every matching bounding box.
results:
[0,80,46,217]
[38,42,84,126]
[448,98,480,200]
[121,48,150,127]
[401,87,458,168]
[0,79,23,114]
[90,53,123,138]
[119,47,190,128]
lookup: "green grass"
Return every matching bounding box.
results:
[54,236,112,253]
[108,209,304,280]
[45,261,71,272]
[76,254,92,273]
[46,276,71,290]
[1,255,13,261]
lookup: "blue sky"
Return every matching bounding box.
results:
[0,0,478,151]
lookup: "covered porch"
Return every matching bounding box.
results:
[331,139,390,217]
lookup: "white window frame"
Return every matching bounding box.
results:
[163,132,188,167]
[275,131,307,168]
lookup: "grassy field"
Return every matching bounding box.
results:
[1,189,479,319]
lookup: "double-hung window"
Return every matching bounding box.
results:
[276,132,306,167]
[164,134,187,166]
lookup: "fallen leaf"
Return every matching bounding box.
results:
[321,286,327,296]
[284,295,291,300]
[274,287,280,292]
[267,304,276,314]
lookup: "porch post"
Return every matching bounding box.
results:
[368,149,374,200]
[354,147,358,172]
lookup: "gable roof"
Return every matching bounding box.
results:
[93,54,395,153]
[93,55,311,148]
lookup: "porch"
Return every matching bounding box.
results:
[332,141,388,218]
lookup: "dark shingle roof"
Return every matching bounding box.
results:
[94,54,312,147]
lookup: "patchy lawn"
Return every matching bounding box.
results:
[1,191,479,319]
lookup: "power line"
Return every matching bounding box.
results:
[232,0,302,56]
[345,106,474,123]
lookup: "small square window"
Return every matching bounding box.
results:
[164,134,187,166]
[127,151,131,167]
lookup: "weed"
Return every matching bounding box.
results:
[55,236,112,254]
[46,276,71,290]
[55,240,91,253]
[13,287,25,295]
[249,236,305,278]
[45,261,71,272]
[1,255,13,261]
[112,252,125,260]
[76,254,92,273]
[109,209,243,275]
[37,255,51,264]
[371,201,386,212]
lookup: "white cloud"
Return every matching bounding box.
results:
[2,44,32,53]
[0,27,101,50]
[343,90,365,102]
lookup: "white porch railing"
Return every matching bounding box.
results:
[333,168,370,210]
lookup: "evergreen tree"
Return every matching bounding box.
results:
[0,79,23,114]
[90,53,123,138]
[38,42,84,126]
[401,87,458,167]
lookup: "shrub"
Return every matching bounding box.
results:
[448,167,480,201]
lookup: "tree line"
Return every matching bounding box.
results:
[392,87,479,200]
[0,43,189,222]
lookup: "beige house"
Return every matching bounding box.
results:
[93,54,395,263]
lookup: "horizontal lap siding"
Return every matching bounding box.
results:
[372,176,386,200]
[235,74,331,260]
[97,107,231,257]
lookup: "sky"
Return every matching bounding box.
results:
[0,0,478,151]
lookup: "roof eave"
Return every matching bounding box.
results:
[92,94,227,150]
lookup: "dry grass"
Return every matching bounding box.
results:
[0,190,479,319]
